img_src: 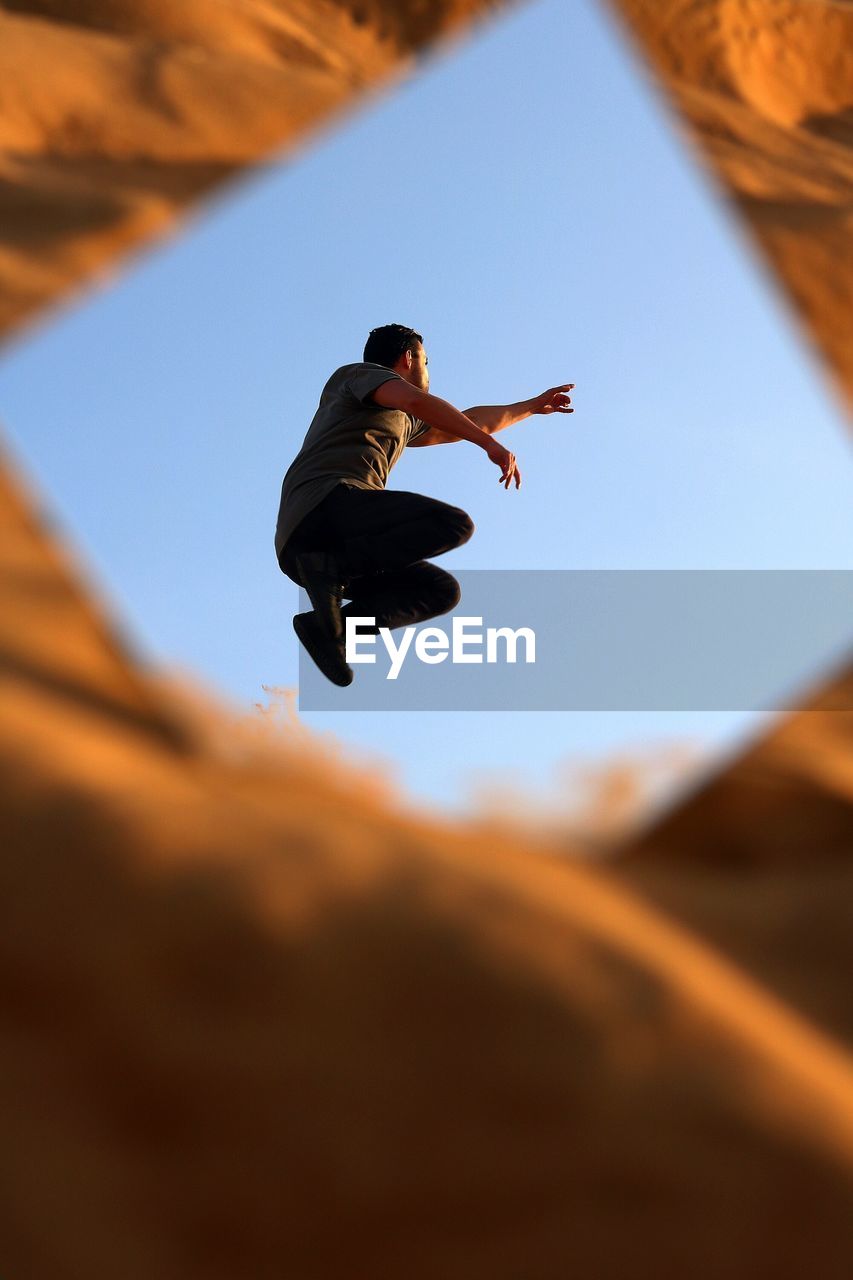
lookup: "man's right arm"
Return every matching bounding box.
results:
[370,380,522,488]
[371,380,490,448]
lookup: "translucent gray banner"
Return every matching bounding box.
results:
[297,571,853,711]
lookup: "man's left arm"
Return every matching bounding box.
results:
[409,384,574,446]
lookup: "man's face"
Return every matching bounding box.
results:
[407,342,430,393]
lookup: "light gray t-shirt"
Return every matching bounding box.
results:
[275,362,429,560]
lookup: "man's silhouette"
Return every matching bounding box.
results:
[276,324,573,685]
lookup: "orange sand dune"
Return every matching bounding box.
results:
[7,679,853,1276]
[609,0,853,412]
[3,438,853,1274]
[0,0,510,344]
[614,661,853,1049]
[598,0,853,1065]
[604,1,853,1055]
[3,0,852,421]
[621,660,853,871]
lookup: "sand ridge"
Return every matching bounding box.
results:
[2,418,853,1273]
[609,0,853,411]
[0,0,510,343]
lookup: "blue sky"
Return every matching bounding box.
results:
[1,0,851,815]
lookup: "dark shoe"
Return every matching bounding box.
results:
[290,548,345,641]
[293,611,353,687]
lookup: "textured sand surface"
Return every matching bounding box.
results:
[621,661,853,871]
[604,3,853,1067]
[608,0,853,413]
[615,10,853,863]
[16,443,853,1272]
[3,0,852,415]
[0,0,509,344]
[4,440,853,1275]
[616,660,853,1049]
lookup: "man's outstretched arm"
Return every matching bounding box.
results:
[371,379,522,488]
[412,383,575,445]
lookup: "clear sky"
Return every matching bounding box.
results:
[1,0,851,816]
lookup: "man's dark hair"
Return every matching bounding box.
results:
[363,324,424,369]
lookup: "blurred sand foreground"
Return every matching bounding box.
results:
[4,450,853,1276]
[1,1,853,1276]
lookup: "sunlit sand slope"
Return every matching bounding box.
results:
[3,447,853,1276]
[0,0,509,344]
[603,0,853,1058]
[616,663,853,1047]
[622,663,853,871]
[608,0,853,412]
[0,450,186,748]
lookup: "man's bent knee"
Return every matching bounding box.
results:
[432,574,462,614]
[445,507,474,548]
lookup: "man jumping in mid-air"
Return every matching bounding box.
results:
[275,323,573,686]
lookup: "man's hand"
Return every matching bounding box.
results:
[486,438,521,490]
[529,384,575,416]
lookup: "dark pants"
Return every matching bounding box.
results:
[279,483,474,631]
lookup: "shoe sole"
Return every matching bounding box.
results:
[293,613,353,687]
